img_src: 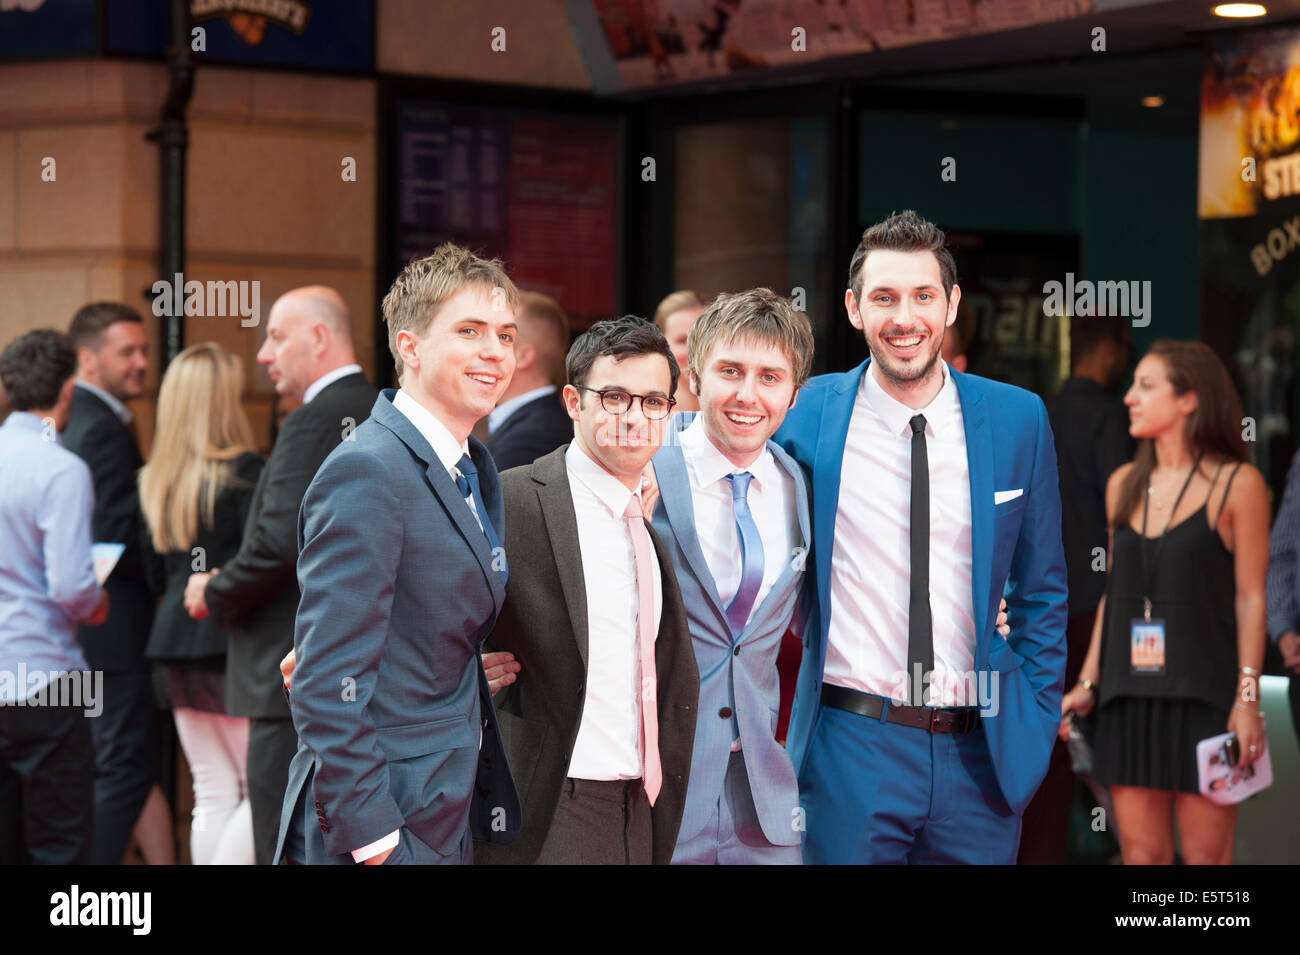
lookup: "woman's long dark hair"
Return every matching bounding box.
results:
[1113,339,1248,528]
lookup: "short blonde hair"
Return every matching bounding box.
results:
[686,288,815,390]
[652,289,703,330]
[381,244,519,380]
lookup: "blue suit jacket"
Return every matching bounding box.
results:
[774,361,1068,816]
[651,415,811,848]
[275,390,520,864]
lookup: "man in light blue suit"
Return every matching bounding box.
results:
[775,210,1068,864]
[275,245,521,864]
[652,288,815,864]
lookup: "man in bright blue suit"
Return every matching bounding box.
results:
[774,210,1068,864]
[651,289,815,864]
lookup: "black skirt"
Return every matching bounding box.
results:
[1092,695,1231,795]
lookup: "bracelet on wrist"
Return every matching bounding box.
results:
[1240,665,1260,678]
[1078,678,1097,694]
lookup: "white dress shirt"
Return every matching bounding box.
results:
[679,415,798,622]
[391,387,482,531]
[488,384,557,434]
[303,363,363,404]
[352,387,482,863]
[565,441,663,781]
[824,362,977,706]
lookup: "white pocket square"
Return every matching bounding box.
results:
[994,489,1024,505]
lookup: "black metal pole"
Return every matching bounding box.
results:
[147,0,195,372]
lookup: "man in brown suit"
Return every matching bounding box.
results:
[476,316,699,865]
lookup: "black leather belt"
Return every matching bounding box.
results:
[821,684,979,734]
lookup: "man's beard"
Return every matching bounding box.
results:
[867,329,945,386]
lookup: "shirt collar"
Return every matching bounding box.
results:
[391,387,469,474]
[1,411,60,442]
[862,360,959,438]
[303,364,362,405]
[488,384,558,434]
[566,440,644,519]
[680,412,778,491]
[75,380,132,424]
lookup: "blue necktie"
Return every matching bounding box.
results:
[725,472,764,636]
[455,453,508,585]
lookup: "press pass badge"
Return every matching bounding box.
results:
[1131,600,1166,674]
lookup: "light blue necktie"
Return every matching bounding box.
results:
[455,453,508,585]
[725,471,764,636]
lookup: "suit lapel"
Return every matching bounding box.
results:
[954,371,995,667]
[651,445,727,627]
[372,393,505,614]
[812,364,866,651]
[530,448,592,668]
[741,441,811,635]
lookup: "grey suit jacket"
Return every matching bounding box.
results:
[275,390,520,864]
[651,419,810,849]
[475,444,700,865]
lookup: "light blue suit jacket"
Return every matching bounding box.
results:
[275,391,520,864]
[652,414,811,847]
[774,361,1068,816]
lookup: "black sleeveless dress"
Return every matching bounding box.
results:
[1092,470,1241,794]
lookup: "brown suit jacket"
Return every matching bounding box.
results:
[474,444,699,865]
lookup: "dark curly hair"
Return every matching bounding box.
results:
[566,315,679,399]
[0,329,77,411]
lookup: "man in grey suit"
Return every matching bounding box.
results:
[650,289,814,864]
[275,245,521,864]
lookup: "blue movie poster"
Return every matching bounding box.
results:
[104,0,373,73]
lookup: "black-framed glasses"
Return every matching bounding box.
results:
[574,386,676,420]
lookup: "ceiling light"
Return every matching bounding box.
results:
[1142,95,1165,108]
[1212,3,1267,17]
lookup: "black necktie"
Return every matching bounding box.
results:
[908,413,933,706]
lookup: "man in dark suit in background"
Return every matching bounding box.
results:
[477,317,699,865]
[485,291,573,470]
[183,286,376,864]
[1020,317,1132,864]
[64,302,171,865]
[276,245,521,864]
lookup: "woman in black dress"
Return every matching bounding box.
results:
[138,343,264,864]
[1061,339,1268,864]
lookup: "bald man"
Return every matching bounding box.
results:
[183,285,377,863]
[486,291,573,470]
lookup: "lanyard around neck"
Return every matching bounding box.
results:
[1138,453,1203,622]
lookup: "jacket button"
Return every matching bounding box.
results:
[719,707,732,719]
[314,801,322,809]
[320,824,329,833]
[733,646,741,656]
[576,683,584,696]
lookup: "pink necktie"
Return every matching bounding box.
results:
[623,495,661,806]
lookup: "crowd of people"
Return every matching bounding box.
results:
[0,208,1293,865]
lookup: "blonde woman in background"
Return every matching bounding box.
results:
[138,343,264,864]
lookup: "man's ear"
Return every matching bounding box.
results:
[515,343,537,373]
[788,386,800,410]
[311,321,329,356]
[395,328,420,376]
[561,383,582,422]
[945,285,962,328]
[845,288,863,330]
[688,369,700,397]
[76,345,95,376]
